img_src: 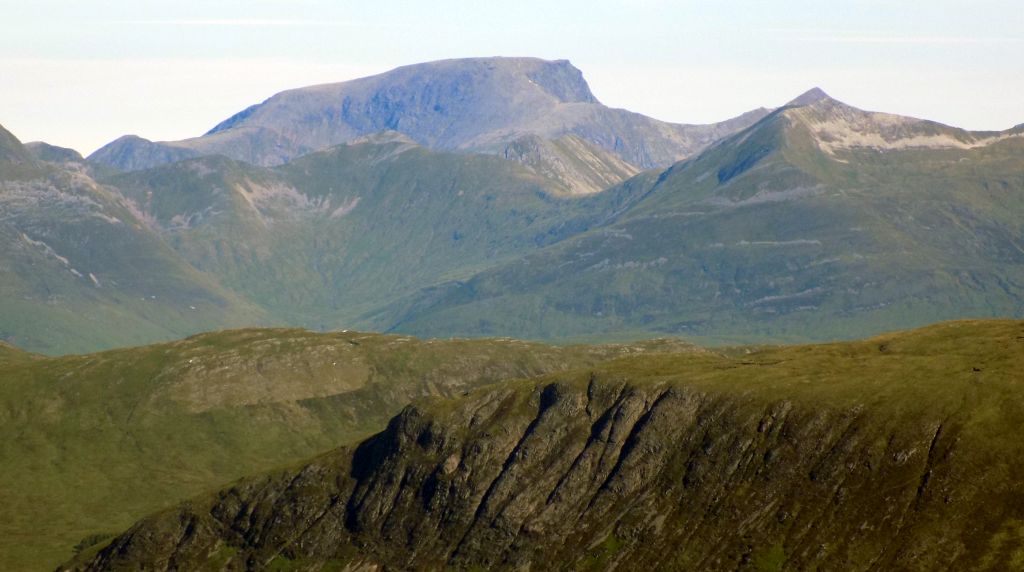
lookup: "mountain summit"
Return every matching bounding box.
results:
[785,86,831,107]
[87,57,770,176]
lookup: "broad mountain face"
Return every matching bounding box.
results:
[0,127,265,354]
[0,327,691,570]
[101,136,649,334]
[86,57,770,190]
[376,91,1024,343]
[64,320,1024,571]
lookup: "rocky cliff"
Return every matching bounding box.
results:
[67,320,1024,571]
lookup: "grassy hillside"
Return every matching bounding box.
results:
[0,127,267,354]
[0,328,692,570]
[380,99,1024,343]
[65,319,1024,571]
[104,140,652,332]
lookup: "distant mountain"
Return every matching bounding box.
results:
[24,141,85,164]
[103,136,648,334]
[4,116,660,354]
[87,57,770,193]
[0,123,264,354]
[64,320,1024,571]
[4,84,1024,354]
[374,89,1024,342]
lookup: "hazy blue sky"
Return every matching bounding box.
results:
[3,0,1022,154]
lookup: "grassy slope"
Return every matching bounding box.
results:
[380,110,1024,343]
[0,328,692,570]
[104,142,651,330]
[66,319,1024,571]
[0,131,266,355]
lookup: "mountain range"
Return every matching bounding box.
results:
[87,57,769,179]
[4,55,1024,572]
[2,57,1023,355]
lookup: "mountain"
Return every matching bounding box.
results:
[375,89,1024,343]
[0,123,266,353]
[24,141,85,164]
[87,134,200,171]
[3,118,662,355]
[101,136,651,333]
[63,319,1024,571]
[0,123,34,165]
[86,57,770,191]
[0,327,692,570]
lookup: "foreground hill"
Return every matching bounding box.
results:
[87,57,769,183]
[0,328,690,570]
[379,90,1024,343]
[66,320,1024,571]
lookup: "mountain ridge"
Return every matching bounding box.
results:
[63,319,1024,571]
[86,57,771,178]
[371,91,1024,343]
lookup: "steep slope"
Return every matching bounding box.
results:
[87,57,769,181]
[0,328,692,570]
[378,90,1024,343]
[501,133,642,195]
[66,320,1024,571]
[103,137,652,331]
[0,123,34,165]
[0,124,265,354]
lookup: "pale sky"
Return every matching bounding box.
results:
[2,0,1023,155]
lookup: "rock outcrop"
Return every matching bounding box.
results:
[67,320,1024,571]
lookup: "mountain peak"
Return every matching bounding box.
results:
[786,87,832,107]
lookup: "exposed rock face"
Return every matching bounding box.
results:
[67,320,1024,571]
[87,57,770,173]
[502,133,641,195]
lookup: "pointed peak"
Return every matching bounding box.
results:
[786,87,832,108]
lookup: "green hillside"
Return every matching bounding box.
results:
[0,127,266,354]
[104,138,650,331]
[381,95,1024,343]
[0,328,692,570]
[64,319,1024,571]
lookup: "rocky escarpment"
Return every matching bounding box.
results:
[68,320,1024,571]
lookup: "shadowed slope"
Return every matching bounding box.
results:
[67,320,1024,571]
[0,328,693,570]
